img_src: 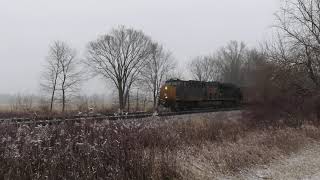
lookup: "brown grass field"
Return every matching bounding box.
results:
[1,110,320,179]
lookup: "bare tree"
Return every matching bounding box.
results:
[41,41,82,113]
[264,34,317,96]
[188,41,265,87]
[188,56,218,81]
[242,48,268,86]
[57,42,82,113]
[275,0,320,88]
[189,41,247,85]
[86,26,152,111]
[10,93,34,112]
[140,43,176,110]
[40,42,63,112]
[75,95,89,112]
[169,70,185,80]
[216,41,247,85]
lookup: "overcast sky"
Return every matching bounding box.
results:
[0,0,279,95]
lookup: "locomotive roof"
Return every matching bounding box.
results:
[165,79,239,88]
[166,79,218,83]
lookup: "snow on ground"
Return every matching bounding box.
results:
[221,142,320,180]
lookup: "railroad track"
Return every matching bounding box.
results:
[0,107,242,126]
[0,111,149,124]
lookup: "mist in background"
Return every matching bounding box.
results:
[0,0,279,96]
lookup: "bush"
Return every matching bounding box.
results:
[0,120,181,179]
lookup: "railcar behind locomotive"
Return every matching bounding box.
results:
[159,79,242,111]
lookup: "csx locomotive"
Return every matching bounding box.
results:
[159,79,242,111]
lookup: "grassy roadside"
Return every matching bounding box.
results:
[176,125,320,179]
[1,111,320,179]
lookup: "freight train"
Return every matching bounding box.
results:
[159,79,242,111]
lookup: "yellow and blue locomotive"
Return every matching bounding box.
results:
[159,79,242,111]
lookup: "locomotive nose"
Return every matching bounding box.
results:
[164,86,168,98]
[159,84,176,108]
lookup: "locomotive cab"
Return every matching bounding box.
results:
[159,79,178,109]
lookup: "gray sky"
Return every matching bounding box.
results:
[0,0,279,95]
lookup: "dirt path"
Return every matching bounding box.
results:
[226,142,320,180]
[177,142,320,180]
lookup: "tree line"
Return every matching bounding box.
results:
[189,0,320,98]
[38,0,320,115]
[41,26,177,113]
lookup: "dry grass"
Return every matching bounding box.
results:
[1,111,320,179]
[177,126,320,178]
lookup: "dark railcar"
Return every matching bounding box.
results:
[159,79,242,111]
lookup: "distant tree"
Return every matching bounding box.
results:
[168,70,185,80]
[57,43,82,113]
[41,41,82,113]
[140,43,176,110]
[188,41,267,87]
[40,42,63,112]
[216,41,247,86]
[189,41,247,85]
[86,26,152,111]
[188,56,218,82]
[75,95,89,112]
[10,93,34,112]
[242,49,268,86]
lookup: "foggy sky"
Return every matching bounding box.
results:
[0,0,279,95]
